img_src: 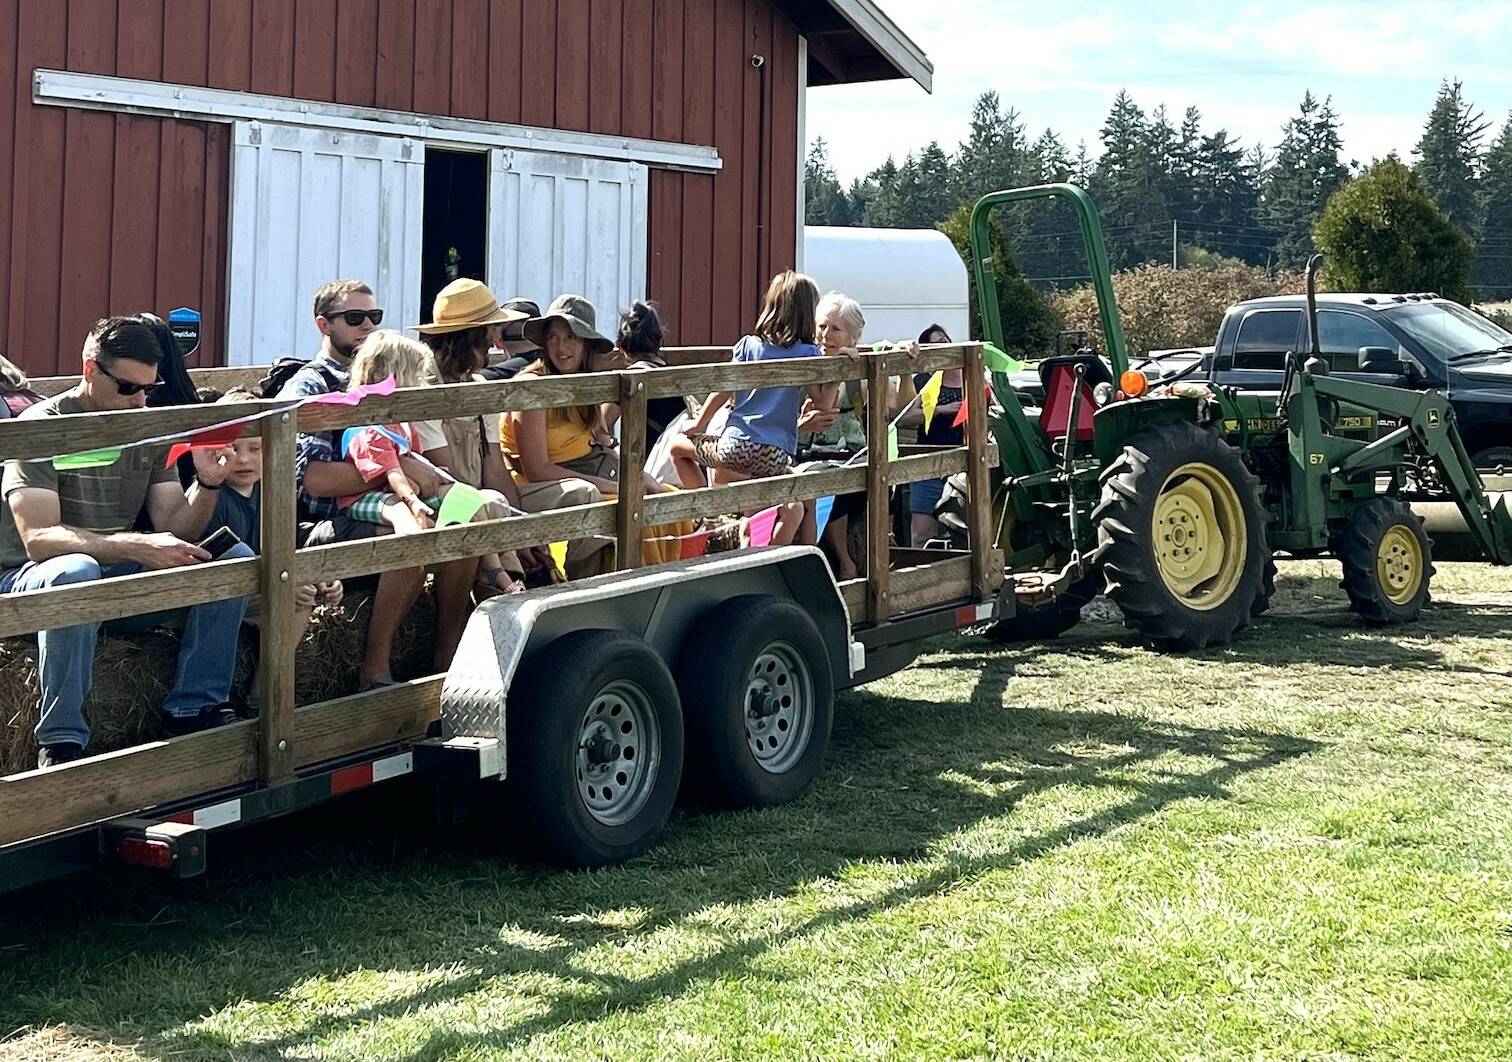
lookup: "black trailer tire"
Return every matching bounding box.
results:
[985,569,1100,642]
[678,595,834,808]
[504,630,684,867]
[1093,421,1270,650]
[1335,498,1434,625]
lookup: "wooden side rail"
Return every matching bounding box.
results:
[0,343,1004,841]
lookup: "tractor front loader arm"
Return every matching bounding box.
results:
[1311,373,1512,564]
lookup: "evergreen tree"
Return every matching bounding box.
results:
[861,157,902,227]
[1314,155,1474,303]
[1474,117,1512,297]
[1188,129,1265,264]
[804,138,853,226]
[1414,78,1489,234]
[1263,92,1349,268]
[952,91,1026,207]
[1090,90,1167,267]
[912,141,955,226]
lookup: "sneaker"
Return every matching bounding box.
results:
[162,704,239,737]
[37,742,85,769]
[201,705,239,729]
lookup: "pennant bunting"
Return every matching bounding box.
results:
[952,401,969,429]
[164,421,243,467]
[886,424,899,462]
[746,505,781,547]
[813,495,836,537]
[982,342,1023,374]
[435,482,490,527]
[306,375,397,406]
[53,447,123,470]
[548,540,569,575]
[678,530,711,559]
[918,371,943,432]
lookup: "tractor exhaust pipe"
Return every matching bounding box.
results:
[1305,254,1323,359]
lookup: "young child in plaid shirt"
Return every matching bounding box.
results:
[337,332,458,535]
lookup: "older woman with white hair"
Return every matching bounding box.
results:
[797,291,917,579]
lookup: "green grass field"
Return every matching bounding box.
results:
[3,561,1510,1061]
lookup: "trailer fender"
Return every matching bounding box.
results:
[440,547,856,757]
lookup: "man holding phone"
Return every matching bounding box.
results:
[0,316,252,768]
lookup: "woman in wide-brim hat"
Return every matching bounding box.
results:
[409,279,550,600]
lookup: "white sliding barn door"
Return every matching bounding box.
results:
[487,149,648,323]
[225,121,423,365]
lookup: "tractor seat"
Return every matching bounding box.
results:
[1037,354,1112,443]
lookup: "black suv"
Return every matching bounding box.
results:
[1208,293,1512,468]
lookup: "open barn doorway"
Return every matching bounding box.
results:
[420,149,489,319]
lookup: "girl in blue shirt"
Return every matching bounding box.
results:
[671,271,833,545]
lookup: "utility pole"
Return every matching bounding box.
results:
[1172,220,1178,269]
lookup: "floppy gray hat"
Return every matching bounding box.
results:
[523,294,614,355]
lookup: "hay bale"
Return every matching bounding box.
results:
[0,591,437,775]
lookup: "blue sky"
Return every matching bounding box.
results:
[807,0,1512,183]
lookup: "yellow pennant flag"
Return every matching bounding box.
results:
[549,540,569,576]
[918,370,944,432]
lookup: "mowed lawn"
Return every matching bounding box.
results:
[2,561,1510,1061]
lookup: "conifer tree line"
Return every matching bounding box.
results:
[805,81,1512,299]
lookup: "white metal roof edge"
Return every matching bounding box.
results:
[32,69,722,173]
[826,0,933,93]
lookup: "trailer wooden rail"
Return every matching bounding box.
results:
[0,344,1000,848]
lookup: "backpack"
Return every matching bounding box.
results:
[0,384,42,419]
[255,356,341,399]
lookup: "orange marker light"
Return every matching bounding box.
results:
[1119,369,1149,398]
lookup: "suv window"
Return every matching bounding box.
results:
[1232,309,1300,370]
[1317,310,1400,371]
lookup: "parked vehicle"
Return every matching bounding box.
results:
[1204,293,1512,470]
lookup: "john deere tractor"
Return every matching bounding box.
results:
[965,183,1512,649]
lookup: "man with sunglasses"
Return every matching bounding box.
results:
[0,316,253,768]
[277,279,463,691]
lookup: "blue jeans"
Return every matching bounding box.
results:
[0,545,254,749]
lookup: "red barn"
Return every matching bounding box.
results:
[0,0,929,375]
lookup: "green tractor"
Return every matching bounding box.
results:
[964,183,1512,649]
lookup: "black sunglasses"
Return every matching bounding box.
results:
[94,360,161,396]
[323,308,384,327]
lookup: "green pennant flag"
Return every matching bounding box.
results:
[886,424,899,462]
[982,342,1023,374]
[53,447,124,469]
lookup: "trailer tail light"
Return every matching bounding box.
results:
[117,836,175,869]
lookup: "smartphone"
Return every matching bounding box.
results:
[196,525,243,560]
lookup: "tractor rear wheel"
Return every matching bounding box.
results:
[1335,498,1433,625]
[1094,422,1269,649]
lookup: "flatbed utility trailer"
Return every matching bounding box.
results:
[0,342,1004,889]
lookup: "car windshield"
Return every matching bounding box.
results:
[1380,302,1512,363]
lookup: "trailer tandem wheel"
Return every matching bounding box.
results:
[678,595,834,808]
[504,630,684,867]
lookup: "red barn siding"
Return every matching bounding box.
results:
[0,0,802,374]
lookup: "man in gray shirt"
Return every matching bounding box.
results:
[0,317,252,768]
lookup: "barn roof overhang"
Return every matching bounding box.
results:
[777,0,933,93]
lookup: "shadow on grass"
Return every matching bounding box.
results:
[0,651,1316,1061]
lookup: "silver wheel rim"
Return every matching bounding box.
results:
[744,642,814,774]
[576,679,660,827]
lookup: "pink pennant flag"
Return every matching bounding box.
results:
[164,421,244,467]
[679,530,711,559]
[746,506,780,547]
[305,375,397,406]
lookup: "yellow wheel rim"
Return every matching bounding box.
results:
[1151,462,1247,611]
[1376,525,1423,605]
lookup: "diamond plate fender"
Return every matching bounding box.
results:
[440,547,855,751]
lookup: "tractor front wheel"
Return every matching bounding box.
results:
[1335,498,1433,625]
[1094,422,1269,649]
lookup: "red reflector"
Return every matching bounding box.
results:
[118,836,175,869]
[165,811,194,825]
[954,606,978,626]
[330,763,374,795]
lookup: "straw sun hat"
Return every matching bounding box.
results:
[411,279,528,335]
